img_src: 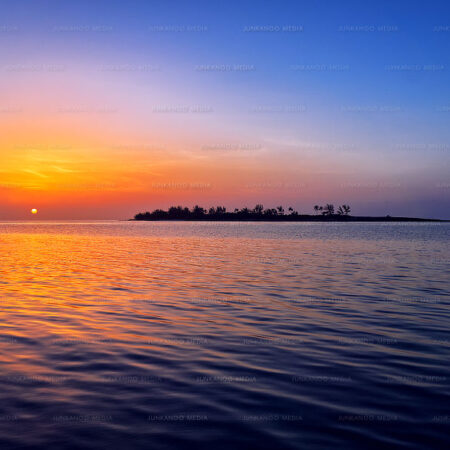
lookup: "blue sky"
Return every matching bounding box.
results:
[1,0,449,218]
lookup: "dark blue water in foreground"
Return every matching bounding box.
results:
[0,222,449,449]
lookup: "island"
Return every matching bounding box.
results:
[132,204,445,222]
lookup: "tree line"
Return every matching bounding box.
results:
[134,204,351,220]
[313,204,351,216]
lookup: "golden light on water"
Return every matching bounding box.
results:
[31,208,38,214]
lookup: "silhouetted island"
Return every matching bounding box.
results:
[132,204,445,222]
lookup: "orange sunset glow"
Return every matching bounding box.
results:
[0,13,448,220]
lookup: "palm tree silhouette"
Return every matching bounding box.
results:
[337,204,351,216]
[253,204,264,215]
[323,204,335,216]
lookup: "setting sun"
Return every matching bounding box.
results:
[31,208,38,214]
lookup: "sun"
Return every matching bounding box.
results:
[31,208,38,214]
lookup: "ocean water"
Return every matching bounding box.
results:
[0,221,449,449]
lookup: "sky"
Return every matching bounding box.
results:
[0,0,449,219]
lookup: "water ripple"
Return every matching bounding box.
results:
[0,222,449,448]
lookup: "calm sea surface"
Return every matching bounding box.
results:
[0,221,449,449]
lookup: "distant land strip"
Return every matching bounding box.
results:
[132,204,446,222]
